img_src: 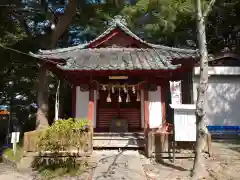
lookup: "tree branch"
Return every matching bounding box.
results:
[203,0,216,18]
[49,0,79,48]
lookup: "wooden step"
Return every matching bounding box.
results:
[93,132,145,148]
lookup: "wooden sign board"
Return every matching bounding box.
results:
[11,132,20,156]
[109,76,128,80]
[11,132,20,144]
[170,104,196,142]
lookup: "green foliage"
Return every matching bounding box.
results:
[33,157,89,180]
[207,0,240,52]
[32,118,90,179]
[0,0,239,136]
[0,7,26,46]
[3,145,24,162]
[121,0,197,44]
[37,118,89,152]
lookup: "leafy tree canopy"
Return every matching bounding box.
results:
[0,0,239,129]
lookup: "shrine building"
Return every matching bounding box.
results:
[31,16,198,148]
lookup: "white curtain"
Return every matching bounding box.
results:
[54,80,60,121]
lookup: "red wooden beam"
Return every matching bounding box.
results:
[90,31,119,48]
[144,89,149,131]
[87,29,120,48]
[88,89,95,126]
[161,85,166,124]
[72,84,76,118]
[87,28,150,48]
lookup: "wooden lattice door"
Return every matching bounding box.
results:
[97,90,141,132]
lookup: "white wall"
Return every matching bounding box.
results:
[193,76,240,126]
[75,87,97,128]
[194,66,240,75]
[75,86,89,119]
[75,86,97,128]
[148,86,162,128]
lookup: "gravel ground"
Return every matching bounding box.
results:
[0,163,34,180]
[142,140,240,180]
[0,162,94,180]
[0,140,239,180]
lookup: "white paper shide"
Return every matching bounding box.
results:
[170,81,182,104]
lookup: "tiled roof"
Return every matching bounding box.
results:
[53,48,196,71]
[29,16,198,71]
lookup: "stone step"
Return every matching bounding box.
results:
[94,136,144,140]
[93,132,145,148]
[94,132,144,136]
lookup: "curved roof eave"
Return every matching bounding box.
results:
[30,15,199,57]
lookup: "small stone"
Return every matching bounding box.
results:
[146,171,158,178]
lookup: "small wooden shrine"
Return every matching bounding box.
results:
[31,16,198,148]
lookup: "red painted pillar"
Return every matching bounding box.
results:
[88,89,94,125]
[144,88,152,157]
[144,89,149,131]
[161,85,166,125]
[72,84,76,118]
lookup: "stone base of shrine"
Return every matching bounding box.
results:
[145,131,174,158]
[93,132,145,148]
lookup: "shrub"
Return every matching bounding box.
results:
[37,118,89,153]
[32,118,91,178]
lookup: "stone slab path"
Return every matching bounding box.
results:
[143,140,240,180]
[0,163,34,180]
[91,150,147,180]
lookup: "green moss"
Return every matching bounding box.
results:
[3,145,24,162]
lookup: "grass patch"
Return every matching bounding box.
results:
[3,145,24,162]
[36,159,90,180]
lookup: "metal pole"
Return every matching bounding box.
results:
[6,97,12,145]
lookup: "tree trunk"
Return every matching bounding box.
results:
[49,0,78,48]
[191,0,209,179]
[36,65,49,129]
[36,0,78,128]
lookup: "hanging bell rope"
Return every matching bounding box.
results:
[126,90,130,103]
[90,80,147,103]
[91,80,146,89]
[111,85,115,93]
[123,84,128,93]
[118,88,122,103]
[106,87,111,102]
[102,85,107,91]
[136,90,140,102]
[132,86,136,94]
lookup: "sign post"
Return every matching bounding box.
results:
[170,104,196,163]
[0,105,10,144]
[11,132,20,156]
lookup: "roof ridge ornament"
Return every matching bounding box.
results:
[109,15,127,26]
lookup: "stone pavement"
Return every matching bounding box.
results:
[91,150,147,180]
[0,141,239,180]
[0,163,35,180]
[142,140,240,180]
